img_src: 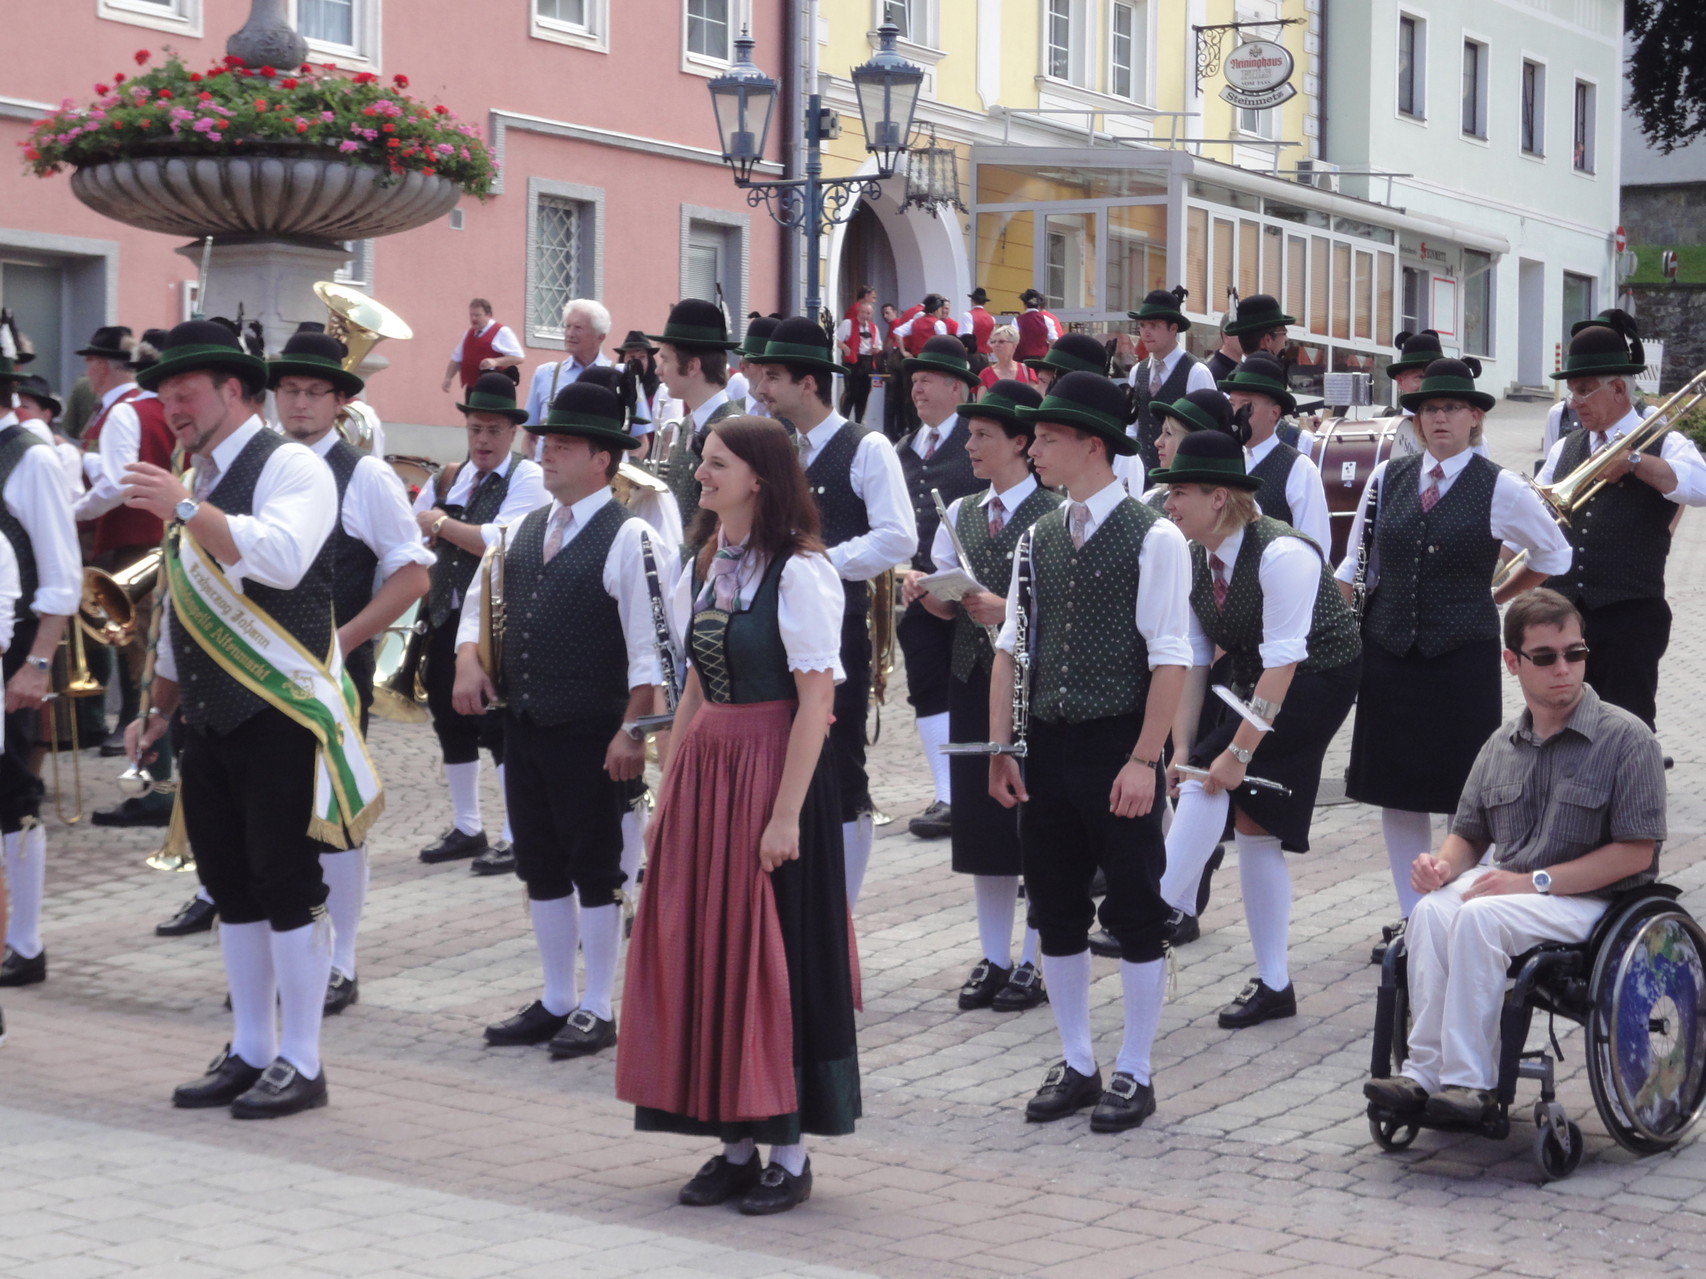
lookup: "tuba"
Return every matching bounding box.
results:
[612,460,671,506]
[314,280,413,452]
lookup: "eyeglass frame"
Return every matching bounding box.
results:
[1516,645,1591,667]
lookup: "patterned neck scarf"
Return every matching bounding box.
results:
[697,535,751,612]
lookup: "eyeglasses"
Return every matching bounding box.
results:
[1517,645,1591,667]
[1566,381,1612,406]
[1418,401,1472,417]
[274,385,338,401]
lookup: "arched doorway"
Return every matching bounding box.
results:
[826,169,972,323]
[838,202,898,320]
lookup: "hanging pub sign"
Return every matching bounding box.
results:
[1221,40,1297,111]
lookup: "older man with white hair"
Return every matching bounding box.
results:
[525,299,613,426]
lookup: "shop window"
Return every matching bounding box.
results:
[1309,236,1330,336]
[1285,235,1307,327]
[1186,207,1209,305]
[1332,242,1351,340]
[1211,218,1235,320]
[1401,265,1428,335]
[1376,251,1396,344]
[1261,225,1283,300]
[1354,249,1375,341]
[1238,220,1260,300]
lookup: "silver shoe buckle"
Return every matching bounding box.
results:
[1108,1074,1139,1101]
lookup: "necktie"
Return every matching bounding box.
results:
[1592,431,1610,454]
[1149,358,1164,396]
[542,506,573,562]
[920,427,938,461]
[1209,553,1229,610]
[793,430,810,466]
[1420,462,1446,514]
[466,467,489,509]
[988,496,1005,539]
[192,457,220,501]
[1068,501,1090,550]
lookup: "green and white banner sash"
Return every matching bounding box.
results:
[165,530,384,848]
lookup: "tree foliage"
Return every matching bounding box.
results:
[1627,0,1706,154]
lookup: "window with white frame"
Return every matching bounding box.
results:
[686,0,731,62]
[333,240,374,292]
[884,0,915,39]
[528,185,600,344]
[1110,1,1148,102]
[1044,0,1080,85]
[1461,39,1487,139]
[292,0,377,65]
[97,0,202,37]
[681,215,746,323]
[1521,59,1545,156]
[1397,13,1424,119]
[531,0,608,52]
[1573,79,1596,173]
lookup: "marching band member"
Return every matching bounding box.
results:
[1013,288,1061,363]
[618,415,856,1216]
[1380,330,1442,454]
[269,332,433,1014]
[1539,322,1706,730]
[1335,359,1571,963]
[960,287,996,367]
[1219,294,1294,369]
[650,299,745,538]
[915,378,1059,1012]
[748,318,916,910]
[726,316,778,417]
[895,336,985,841]
[1126,288,1216,472]
[1152,432,1362,1025]
[12,376,84,502]
[989,371,1191,1132]
[1021,331,1108,395]
[1220,354,1333,551]
[123,321,358,1118]
[1139,389,1237,509]
[454,381,661,1058]
[443,298,523,394]
[412,373,547,872]
[0,532,20,1037]
[0,355,80,992]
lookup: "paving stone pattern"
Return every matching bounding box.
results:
[3,404,1704,1277]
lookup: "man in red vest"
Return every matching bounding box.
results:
[960,288,996,367]
[1014,288,1062,361]
[441,299,523,393]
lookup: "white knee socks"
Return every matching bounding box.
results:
[272,920,332,1080]
[770,1141,808,1176]
[495,763,513,845]
[620,805,647,889]
[1236,831,1292,991]
[1019,924,1039,967]
[1114,958,1166,1084]
[972,875,1019,968]
[915,712,952,805]
[843,815,874,909]
[445,761,482,836]
[220,920,278,1070]
[1158,781,1228,916]
[579,902,621,1021]
[530,896,580,1016]
[1041,949,1095,1075]
[3,825,45,958]
[723,1137,756,1165]
[319,846,367,981]
[1382,808,1433,918]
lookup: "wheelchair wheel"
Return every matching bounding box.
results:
[1584,901,1706,1155]
[1533,1119,1584,1181]
[1368,1108,1419,1151]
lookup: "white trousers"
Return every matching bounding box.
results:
[1401,867,1606,1092]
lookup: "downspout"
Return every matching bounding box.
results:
[780,0,802,316]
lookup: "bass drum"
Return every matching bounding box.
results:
[1313,417,1407,564]
[385,454,441,504]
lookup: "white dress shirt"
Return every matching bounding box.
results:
[0,531,20,656]
[1537,406,1706,505]
[996,478,1194,670]
[156,416,339,682]
[455,490,664,691]
[623,485,684,568]
[411,451,549,550]
[524,352,612,425]
[667,542,846,682]
[836,318,881,359]
[451,321,523,363]
[1334,447,1574,587]
[19,420,83,502]
[795,412,918,582]
[930,475,1041,581]
[725,369,750,405]
[307,432,435,588]
[1246,433,1333,551]
[0,414,82,621]
[73,383,153,521]
[891,312,948,340]
[1187,528,1323,669]
[1128,346,1218,396]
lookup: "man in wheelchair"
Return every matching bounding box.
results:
[1363,588,1667,1126]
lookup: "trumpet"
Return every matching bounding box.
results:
[80,551,160,647]
[476,524,509,707]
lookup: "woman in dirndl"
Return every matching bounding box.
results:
[616,416,857,1217]
[1153,431,1363,1027]
[1333,359,1572,960]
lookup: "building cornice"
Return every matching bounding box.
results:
[486,109,783,196]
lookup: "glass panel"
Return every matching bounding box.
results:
[1354,249,1374,340]
[1332,242,1352,340]
[1377,251,1396,344]
[1111,3,1134,100]
[1107,205,1168,313]
[1211,218,1234,318]
[975,165,1167,204]
[536,0,588,23]
[1285,235,1307,325]
[884,0,912,39]
[1047,0,1072,80]
[1309,236,1330,336]
[977,211,1037,310]
[532,198,583,340]
[687,0,730,58]
[1262,225,1283,298]
[300,0,355,45]
[1238,220,1260,300]
[1043,212,1098,310]
[1398,17,1417,116]
[1187,181,1261,211]
[1186,206,1209,305]
[1289,339,1328,402]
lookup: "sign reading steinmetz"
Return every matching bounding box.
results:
[1221,39,1297,111]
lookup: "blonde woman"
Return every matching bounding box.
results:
[980,324,1038,390]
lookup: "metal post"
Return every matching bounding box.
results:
[804,93,823,325]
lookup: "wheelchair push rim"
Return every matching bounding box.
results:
[1586,902,1706,1155]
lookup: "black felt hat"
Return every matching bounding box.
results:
[1022,331,1108,377]
[968,287,990,305]
[1128,287,1192,331]
[1219,353,1297,415]
[751,317,847,376]
[130,329,169,373]
[134,320,267,394]
[1553,321,1647,378]
[1400,358,1496,412]
[616,329,659,355]
[903,335,981,386]
[1017,371,1136,456]
[456,370,530,424]
[541,381,641,450]
[13,374,61,418]
[268,331,364,396]
[1570,307,1638,340]
[1388,329,1444,375]
[1152,388,1236,437]
[1221,293,1295,336]
[737,315,780,361]
[76,325,134,362]
[956,377,1044,429]
[645,298,739,351]
[1147,426,1263,491]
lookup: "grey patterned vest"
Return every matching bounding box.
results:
[1189,516,1361,693]
[1365,452,1502,658]
[1544,427,1672,608]
[899,417,980,572]
[502,499,635,726]
[427,455,521,627]
[950,484,1063,681]
[1030,497,1160,724]
[0,426,42,628]
[318,439,380,633]
[1130,351,1200,469]
[1248,439,1301,529]
[666,395,742,536]
[805,420,874,609]
[174,430,334,735]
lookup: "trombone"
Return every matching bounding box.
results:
[41,619,104,824]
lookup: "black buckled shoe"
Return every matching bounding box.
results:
[1162,909,1200,946]
[419,827,489,864]
[547,1008,617,1058]
[737,1159,813,1215]
[1424,1085,1496,1126]
[1024,1060,1103,1123]
[324,971,359,1016]
[230,1058,329,1119]
[1370,919,1406,966]
[172,1044,265,1109]
[156,895,217,937]
[469,840,516,876]
[91,795,173,827]
[957,959,1012,1010]
[485,1000,569,1046]
[991,961,1048,1012]
[1090,1071,1156,1132]
[679,1154,763,1207]
[0,947,45,987]
[1216,978,1297,1029]
[1087,930,1121,959]
[907,801,952,839]
[1362,1076,1430,1114]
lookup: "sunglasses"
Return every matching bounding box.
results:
[1518,645,1590,667]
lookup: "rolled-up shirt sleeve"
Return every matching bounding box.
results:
[1136,517,1194,669]
[1658,431,1706,506]
[72,400,140,521]
[828,432,917,582]
[608,521,665,690]
[224,444,338,593]
[3,448,82,617]
[779,552,846,681]
[350,457,436,579]
[1491,470,1572,577]
[1257,538,1323,667]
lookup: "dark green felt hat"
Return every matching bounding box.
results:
[1387,328,1444,375]
[645,298,740,351]
[1127,287,1192,331]
[1017,370,1137,457]
[1219,353,1297,415]
[903,335,981,386]
[268,331,364,396]
[456,371,530,424]
[1400,358,1495,412]
[541,381,641,450]
[134,320,267,394]
[1152,388,1236,437]
[1147,427,1263,491]
[956,378,1044,429]
[1551,323,1646,379]
[1021,331,1108,377]
[1221,293,1294,336]
[752,316,847,376]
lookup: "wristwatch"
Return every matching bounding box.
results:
[25,655,50,673]
[620,721,646,742]
[1532,869,1553,895]
[1228,743,1254,765]
[174,496,200,523]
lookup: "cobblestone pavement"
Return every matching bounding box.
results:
[5,405,1706,1278]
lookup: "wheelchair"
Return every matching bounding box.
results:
[1366,884,1706,1180]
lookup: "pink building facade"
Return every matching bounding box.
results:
[0,0,785,449]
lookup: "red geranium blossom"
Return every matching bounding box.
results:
[392,74,409,88]
[134,49,151,65]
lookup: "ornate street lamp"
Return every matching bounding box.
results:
[851,23,924,176]
[707,33,778,187]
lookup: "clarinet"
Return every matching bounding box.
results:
[633,531,681,733]
[943,527,1033,758]
[1351,469,1380,620]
